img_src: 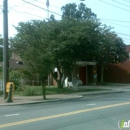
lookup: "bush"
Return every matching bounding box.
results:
[9,70,23,90]
[14,85,108,96]
[0,90,3,95]
[15,86,42,96]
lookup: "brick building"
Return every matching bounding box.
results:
[103,45,130,83]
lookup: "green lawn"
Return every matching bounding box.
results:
[14,86,108,96]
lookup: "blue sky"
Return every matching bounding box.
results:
[0,0,130,44]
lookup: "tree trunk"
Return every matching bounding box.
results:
[101,64,104,83]
[41,81,46,100]
[57,78,63,88]
[57,71,66,88]
[52,70,64,88]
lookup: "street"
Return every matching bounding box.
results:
[0,92,130,130]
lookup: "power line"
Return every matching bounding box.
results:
[124,0,130,4]
[9,11,32,21]
[22,0,62,17]
[9,5,43,13]
[101,20,130,28]
[9,6,46,20]
[24,12,46,19]
[112,0,130,8]
[122,38,130,40]
[8,7,37,20]
[99,0,130,12]
[8,0,36,8]
[35,0,60,9]
[116,32,130,36]
[99,18,130,23]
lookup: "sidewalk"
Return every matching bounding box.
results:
[0,94,83,106]
[0,85,130,106]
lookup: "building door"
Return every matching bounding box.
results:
[79,67,87,85]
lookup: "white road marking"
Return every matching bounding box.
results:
[5,113,20,117]
[86,104,96,106]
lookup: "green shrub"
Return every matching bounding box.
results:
[9,70,22,90]
[15,86,42,96]
[14,85,108,96]
[0,90,3,95]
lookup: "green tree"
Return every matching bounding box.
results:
[61,3,97,21]
[47,3,101,88]
[47,17,102,88]
[47,19,77,88]
[96,26,128,83]
[11,2,128,89]
[11,20,54,99]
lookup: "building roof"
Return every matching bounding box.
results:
[76,61,97,66]
[0,58,24,69]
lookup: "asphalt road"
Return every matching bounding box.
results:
[0,92,130,130]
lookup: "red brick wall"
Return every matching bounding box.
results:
[104,45,130,83]
[104,64,130,83]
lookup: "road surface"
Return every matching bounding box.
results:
[0,92,130,130]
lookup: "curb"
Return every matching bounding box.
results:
[0,96,83,106]
[81,91,124,96]
[0,90,127,106]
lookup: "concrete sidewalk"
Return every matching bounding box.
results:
[0,94,83,106]
[0,85,130,106]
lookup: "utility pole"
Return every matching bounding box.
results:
[3,0,9,99]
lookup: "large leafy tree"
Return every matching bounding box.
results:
[11,20,54,99]
[61,3,96,21]
[47,17,102,88]
[61,3,128,84]
[47,19,75,88]
[11,2,128,90]
[47,3,101,88]
[96,26,128,83]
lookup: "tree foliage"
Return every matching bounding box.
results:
[96,26,128,83]
[11,20,54,99]
[11,2,128,90]
[61,3,96,21]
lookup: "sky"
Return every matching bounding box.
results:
[0,0,130,44]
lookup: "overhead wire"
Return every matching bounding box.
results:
[99,0,130,12]
[5,0,130,41]
[99,18,130,23]
[9,3,40,11]
[9,5,44,13]
[8,7,37,20]
[24,12,46,19]
[124,0,130,4]
[101,20,130,28]
[116,32,130,36]
[9,11,33,21]
[35,0,61,9]
[122,38,130,40]
[8,0,36,8]
[98,0,130,41]
[22,0,62,16]
[112,0,130,8]
[9,6,44,20]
